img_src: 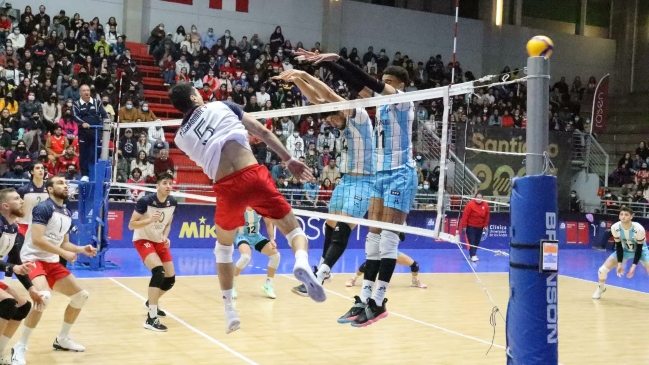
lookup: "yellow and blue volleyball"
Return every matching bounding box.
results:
[526,36,554,58]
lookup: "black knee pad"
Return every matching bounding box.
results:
[358,261,367,273]
[149,266,165,289]
[410,261,420,273]
[0,298,17,320]
[333,222,352,244]
[12,301,31,321]
[160,276,175,291]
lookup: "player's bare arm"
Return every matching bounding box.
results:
[129,211,161,230]
[61,235,97,257]
[163,216,174,247]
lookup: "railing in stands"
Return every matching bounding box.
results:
[584,134,610,187]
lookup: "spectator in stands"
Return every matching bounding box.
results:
[320,159,340,183]
[136,132,152,156]
[153,149,174,177]
[64,78,80,100]
[127,167,145,201]
[131,150,153,181]
[55,144,80,174]
[9,140,31,174]
[118,99,139,123]
[636,162,649,185]
[46,125,68,163]
[271,161,289,182]
[147,124,168,151]
[0,92,18,116]
[0,14,11,45]
[0,124,10,151]
[18,91,42,122]
[636,142,648,162]
[7,27,25,50]
[42,91,61,125]
[317,127,336,152]
[58,108,77,136]
[319,178,333,205]
[138,102,157,122]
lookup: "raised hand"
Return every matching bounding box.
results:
[287,159,315,182]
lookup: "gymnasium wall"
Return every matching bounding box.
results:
[27,0,124,28]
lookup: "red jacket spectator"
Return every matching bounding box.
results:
[55,151,80,174]
[460,197,490,230]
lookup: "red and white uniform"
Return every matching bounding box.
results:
[16,181,49,235]
[174,101,291,231]
[132,193,177,263]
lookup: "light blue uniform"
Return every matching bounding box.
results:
[234,210,269,252]
[608,221,649,262]
[370,92,418,213]
[329,108,376,218]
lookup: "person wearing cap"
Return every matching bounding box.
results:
[71,84,109,176]
[118,128,138,163]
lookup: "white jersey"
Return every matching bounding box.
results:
[16,181,48,226]
[132,193,177,243]
[174,101,250,181]
[339,108,376,175]
[375,91,415,171]
[21,198,73,263]
[611,221,646,251]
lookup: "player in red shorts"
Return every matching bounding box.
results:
[11,176,97,365]
[169,83,325,334]
[0,188,44,364]
[128,173,177,332]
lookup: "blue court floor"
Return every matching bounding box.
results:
[66,247,649,294]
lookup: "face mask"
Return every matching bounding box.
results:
[192,29,197,33]
[325,131,330,135]
[66,102,73,107]
[293,132,299,137]
[226,32,230,37]
[17,146,25,150]
[423,185,430,190]
[252,45,258,49]
[208,31,213,36]
[475,199,483,204]
[50,97,57,101]
[28,96,35,101]
[605,193,611,197]
[102,101,109,106]
[33,116,40,120]
[418,185,423,190]
[126,105,133,110]
[254,77,259,82]
[64,113,71,118]
[142,107,149,112]
[570,194,576,198]
[14,30,19,35]
[0,83,4,87]
[308,131,314,135]
[275,131,282,136]
[283,181,288,186]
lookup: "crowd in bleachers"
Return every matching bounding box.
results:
[606,142,649,203]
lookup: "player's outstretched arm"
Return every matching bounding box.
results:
[296,71,345,104]
[273,70,326,105]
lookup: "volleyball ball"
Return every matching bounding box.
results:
[526,36,554,58]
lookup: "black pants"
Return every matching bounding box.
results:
[466,226,483,257]
[78,131,96,177]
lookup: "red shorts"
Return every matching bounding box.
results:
[213,164,292,231]
[134,240,173,263]
[17,223,28,236]
[0,282,7,291]
[28,261,71,289]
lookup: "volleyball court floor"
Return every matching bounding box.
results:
[5,248,647,365]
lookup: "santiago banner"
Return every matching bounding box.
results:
[456,126,573,204]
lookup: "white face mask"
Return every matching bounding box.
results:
[142,107,149,112]
[28,95,35,101]
[475,199,483,204]
[283,181,288,186]
[293,132,299,137]
[307,131,314,135]
[423,185,430,190]
[192,29,197,33]
[418,185,423,190]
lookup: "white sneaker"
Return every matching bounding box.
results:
[225,307,241,334]
[293,260,326,303]
[261,282,276,299]
[471,256,479,262]
[53,336,86,352]
[11,343,27,365]
[346,277,357,287]
[592,285,606,299]
[411,276,428,289]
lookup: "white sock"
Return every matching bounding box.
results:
[316,264,331,283]
[59,322,73,338]
[266,277,272,284]
[148,304,158,319]
[360,280,373,302]
[0,335,10,354]
[222,289,234,308]
[18,326,33,346]
[373,280,389,303]
[294,249,309,265]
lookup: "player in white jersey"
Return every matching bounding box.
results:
[297,50,417,327]
[593,206,648,299]
[232,207,280,299]
[11,176,97,365]
[273,70,377,297]
[169,82,324,334]
[128,173,178,332]
[0,188,45,364]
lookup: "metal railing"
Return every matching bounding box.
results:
[583,134,610,187]
[588,199,649,218]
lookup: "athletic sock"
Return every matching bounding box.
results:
[18,326,33,346]
[222,289,234,308]
[360,280,374,302]
[59,322,73,338]
[148,304,158,319]
[316,264,331,283]
[373,280,389,303]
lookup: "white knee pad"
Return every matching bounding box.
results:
[268,252,280,269]
[69,289,89,309]
[598,265,610,280]
[36,291,51,312]
[379,231,399,259]
[236,254,251,269]
[365,232,380,260]
[214,242,234,263]
[285,228,306,248]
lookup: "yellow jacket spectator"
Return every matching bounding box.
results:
[118,100,140,123]
[138,102,157,121]
[0,94,18,115]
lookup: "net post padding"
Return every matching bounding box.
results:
[506,175,558,364]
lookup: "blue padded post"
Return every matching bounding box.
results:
[506,175,558,365]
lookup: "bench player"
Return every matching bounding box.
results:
[232,207,280,299]
[297,50,417,327]
[593,206,648,299]
[128,173,177,332]
[11,176,97,365]
[271,70,376,297]
[0,188,44,364]
[169,83,324,334]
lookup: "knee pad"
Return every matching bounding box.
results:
[160,276,175,291]
[410,261,420,273]
[12,301,31,321]
[69,289,89,309]
[214,242,234,264]
[598,265,610,280]
[236,254,251,269]
[285,228,307,248]
[333,222,352,244]
[365,232,380,260]
[358,261,367,273]
[379,231,399,260]
[149,265,165,289]
[36,291,51,312]
[268,252,280,269]
[0,298,17,320]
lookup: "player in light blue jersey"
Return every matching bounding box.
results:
[296,49,418,327]
[233,207,280,299]
[593,206,648,299]
[273,70,377,297]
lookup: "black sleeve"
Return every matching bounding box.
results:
[633,242,644,265]
[318,62,365,93]
[15,273,33,290]
[335,57,385,94]
[615,241,624,263]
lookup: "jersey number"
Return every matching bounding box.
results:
[194,119,216,146]
[375,130,385,149]
[247,225,257,234]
